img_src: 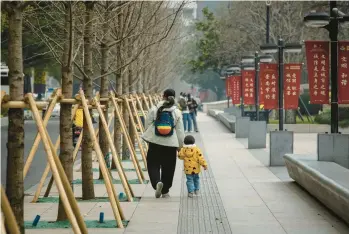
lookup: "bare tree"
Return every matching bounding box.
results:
[2,2,28,232]
[57,2,75,221]
[81,1,96,199]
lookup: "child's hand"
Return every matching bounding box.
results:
[203,165,208,170]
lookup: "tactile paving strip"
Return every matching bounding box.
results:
[177,134,232,234]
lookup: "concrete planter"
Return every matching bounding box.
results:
[235,117,250,138]
[248,121,267,149]
[270,131,294,166]
[318,133,349,169]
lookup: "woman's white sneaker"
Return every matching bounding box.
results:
[155,182,163,198]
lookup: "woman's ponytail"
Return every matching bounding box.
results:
[155,89,176,120]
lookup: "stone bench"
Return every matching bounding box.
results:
[217,113,236,132]
[284,154,349,224]
[207,109,223,119]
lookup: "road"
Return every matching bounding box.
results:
[1,112,114,191]
[1,119,61,190]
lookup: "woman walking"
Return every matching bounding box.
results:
[178,92,191,132]
[187,94,198,132]
[142,89,185,198]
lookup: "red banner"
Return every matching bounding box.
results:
[232,75,241,104]
[305,41,330,104]
[338,41,349,104]
[284,64,302,109]
[259,72,264,105]
[242,70,255,105]
[260,63,278,109]
[225,76,232,97]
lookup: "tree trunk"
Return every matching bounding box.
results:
[128,52,135,149]
[5,3,24,233]
[99,3,110,179]
[57,2,74,221]
[112,43,123,169]
[285,110,297,124]
[122,66,130,160]
[82,2,95,200]
[112,9,123,168]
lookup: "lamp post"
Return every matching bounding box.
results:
[303,1,349,133]
[260,39,302,131]
[266,1,271,43]
[231,62,255,117]
[240,53,273,121]
[220,74,229,108]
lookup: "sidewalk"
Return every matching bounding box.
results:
[199,114,349,234]
[22,113,349,234]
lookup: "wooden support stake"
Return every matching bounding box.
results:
[135,94,146,118]
[124,98,147,169]
[110,95,145,181]
[129,97,144,133]
[32,104,79,202]
[141,93,150,111]
[0,91,6,106]
[34,137,60,201]
[148,94,154,107]
[1,186,20,234]
[129,97,147,153]
[94,98,134,201]
[23,90,61,178]
[79,90,125,227]
[1,101,47,109]
[27,94,85,234]
[1,212,7,234]
[74,110,114,171]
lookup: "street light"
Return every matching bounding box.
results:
[241,55,255,64]
[251,53,274,121]
[304,1,349,133]
[231,62,255,116]
[260,38,302,131]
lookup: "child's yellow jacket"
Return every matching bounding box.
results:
[178,144,207,175]
[74,109,84,127]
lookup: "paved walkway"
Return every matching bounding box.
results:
[23,113,349,234]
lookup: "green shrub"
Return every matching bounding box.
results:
[339,119,349,128]
[314,109,330,125]
[314,108,349,127]
[1,107,9,117]
[299,91,322,116]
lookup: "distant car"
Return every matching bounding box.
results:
[51,103,60,117]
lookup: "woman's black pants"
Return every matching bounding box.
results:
[147,143,177,194]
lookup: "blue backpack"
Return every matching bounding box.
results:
[154,108,175,137]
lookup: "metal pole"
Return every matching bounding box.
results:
[240,66,244,117]
[278,38,284,131]
[266,3,270,43]
[227,96,230,108]
[254,51,259,121]
[330,1,339,133]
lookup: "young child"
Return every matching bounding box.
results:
[178,135,208,198]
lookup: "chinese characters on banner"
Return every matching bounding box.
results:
[259,63,278,109]
[231,75,241,104]
[259,75,264,105]
[338,41,349,104]
[225,76,233,97]
[284,64,302,109]
[242,70,255,105]
[305,41,329,104]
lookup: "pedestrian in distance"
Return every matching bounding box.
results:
[187,94,198,132]
[178,92,191,132]
[142,89,185,198]
[178,135,208,198]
